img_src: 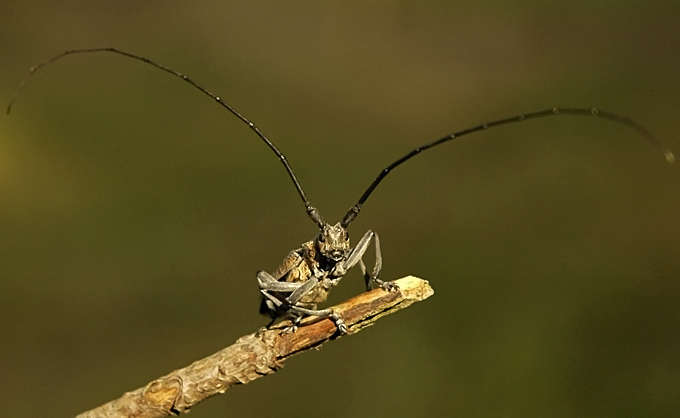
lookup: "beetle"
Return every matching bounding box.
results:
[8,47,675,334]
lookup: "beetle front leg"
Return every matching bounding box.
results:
[258,271,347,333]
[257,269,305,319]
[288,305,348,335]
[281,277,348,334]
[258,269,326,311]
[260,289,348,334]
[339,230,398,292]
[257,270,305,293]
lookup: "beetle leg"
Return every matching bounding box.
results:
[363,231,397,291]
[338,230,397,292]
[263,296,347,334]
[258,268,305,319]
[286,275,322,304]
[287,305,348,335]
[257,270,303,292]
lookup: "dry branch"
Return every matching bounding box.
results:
[76,275,434,418]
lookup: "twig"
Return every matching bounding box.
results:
[76,275,434,417]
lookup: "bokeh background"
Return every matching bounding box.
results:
[1,1,679,417]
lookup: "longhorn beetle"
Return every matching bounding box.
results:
[8,48,676,334]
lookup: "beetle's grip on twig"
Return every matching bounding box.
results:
[76,275,434,418]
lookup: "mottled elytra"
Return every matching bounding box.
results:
[9,47,675,334]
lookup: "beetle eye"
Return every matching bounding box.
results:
[318,234,325,243]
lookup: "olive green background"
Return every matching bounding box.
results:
[1,1,679,417]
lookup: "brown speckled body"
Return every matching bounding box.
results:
[264,240,335,311]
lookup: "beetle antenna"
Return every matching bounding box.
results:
[341,107,675,227]
[7,47,326,227]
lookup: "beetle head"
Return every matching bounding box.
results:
[316,222,350,262]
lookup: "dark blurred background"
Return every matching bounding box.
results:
[1,1,679,417]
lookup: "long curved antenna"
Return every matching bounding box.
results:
[341,108,675,227]
[7,47,326,227]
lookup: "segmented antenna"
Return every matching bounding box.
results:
[7,47,326,227]
[9,49,674,231]
[341,108,675,227]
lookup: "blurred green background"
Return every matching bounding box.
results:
[1,1,679,417]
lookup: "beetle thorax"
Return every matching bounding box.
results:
[315,222,350,262]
